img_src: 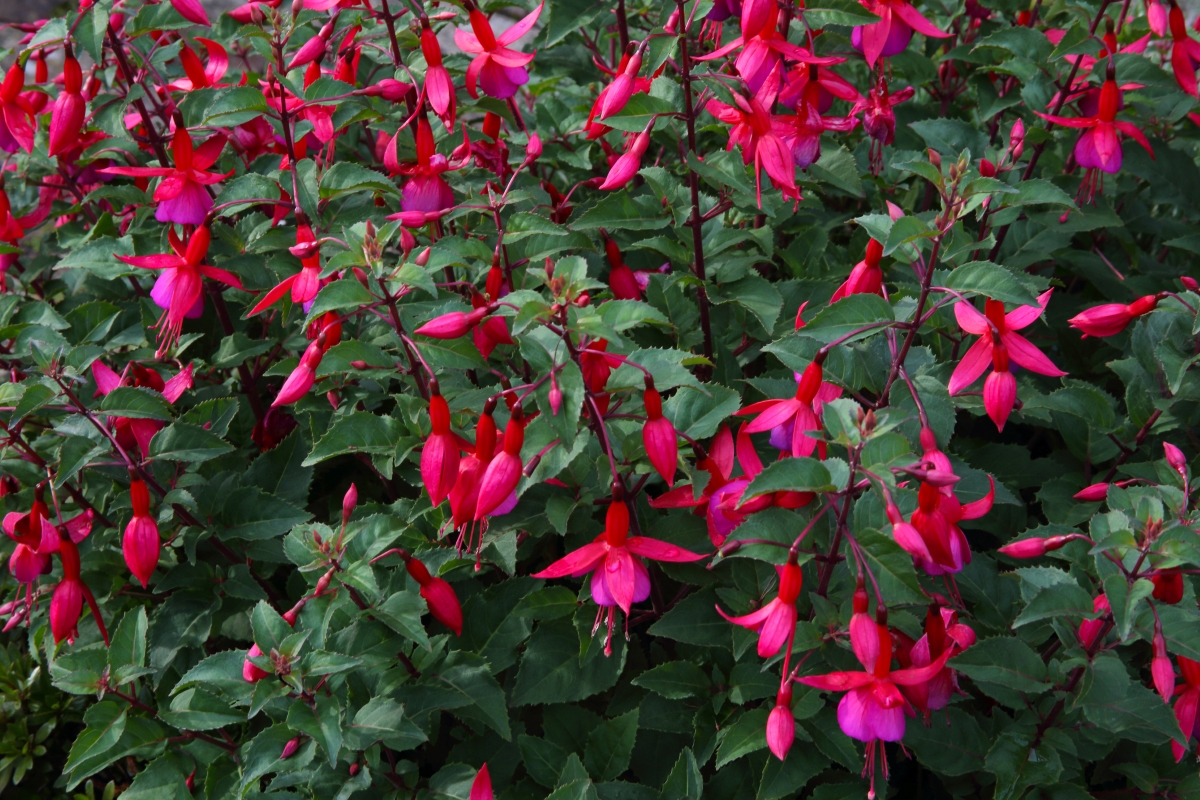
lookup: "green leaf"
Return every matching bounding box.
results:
[160,687,244,731]
[631,661,710,699]
[149,422,234,462]
[1012,580,1095,628]
[205,86,271,126]
[513,619,627,705]
[320,162,398,198]
[63,701,127,788]
[664,383,741,439]
[943,261,1041,308]
[219,486,311,540]
[909,118,989,159]
[304,279,377,324]
[715,708,768,768]
[647,589,730,647]
[584,709,639,781]
[758,746,829,800]
[803,0,880,26]
[742,458,835,501]
[10,383,56,422]
[809,145,865,198]
[120,756,191,800]
[904,707,990,776]
[856,528,926,605]
[950,636,1049,693]
[520,734,571,787]
[571,193,670,232]
[1103,574,1154,641]
[286,696,343,766]
[303,412,404,466]
[1004,179,1077,209]
[99,386,173,420]
[251,600,292,653]
[108,607,148,685]
[800,294,894,344]
[660,748,703,800]
[374,590,431,649]
[343,697,426,751]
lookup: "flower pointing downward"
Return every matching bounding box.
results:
[717,558,802,658]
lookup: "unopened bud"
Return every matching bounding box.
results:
[548,377,562,416]
[1164,442,1187,477]
[665,8,680,33]
[927,148,941,169]
[1073,482,1110,502]
[1153,624,1175,701]
[343,483,358,522]
[416,247,431,267]
[349,763,361,776]
[1182,276,1199,292]
[280,737,301,759]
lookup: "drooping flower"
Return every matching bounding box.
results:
[470,292,514,359]
[585,44,654,139]
[717,558,802,657]
[1068,294,1160,337]
[102,126,231,225]
[115,225,245,354]
[1153,568,1185,605]
[894,606,975,721]
[738,360,831,458]
[0,59,36,154]
[1167,1,1200,97]
[474,407,526,520]
[272,334,326,407]
[1078,593,1110,649]
[123,479,160,588]
[604,230,643,300]
[1169,655,1200,761]
[167,37,230,92]
[780,88,859,170]
[532,484,704,654]
[46,510,106,645]
[91,360,195,457]
[1152,624,1175,702]
[642,376,678,488]
[851,0,949,68]
[650,425,735,515]
[421,20,456,130]
[455,0,544,99]
[1035,65,1153,203]
[250,224,325,315]
[831,238,884,302]
[767,684,796,760]
[48,49,87,158]
[948,291,1066,430]
[705,66,799,207]
[448,399,517,558]
[3,493,55,585]
[798,606,956,798]
[851,76,915,174]
[406,553,464,635]
[169,0,211,26]
[421,382,463,506]
[780,63,861,114]
[599,121,654,191]
[386,116,463,214]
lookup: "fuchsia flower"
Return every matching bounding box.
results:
[851,77,915,173]
[0,60,36,154]
[698,0,841,93]
[421,384,463,507]
[717,559,802,657]
[651,424,735,514]
[780,63,861,113]
[4,495,55,586]
[738,360,833,458]
[272,333,327,407]
[405,554,463,635]
[1152,626,1174,702]
[1077,593,1110,649]
[949,291,1066,432]
[475,407,527,520]
[421,21,456,130]
[832,238,884,302]
[603,231,664,300]
[449,400,518,558]
[115,225,245,354]
[705,65,799,207]
[1068,294,1160,337]
[767,684,796,760]
[102,127,232,225]
[642,377,678,488]
[92,360,195,457]
[585,45,654,139]
[781,87,859,170]
[798,600,957,798]
[167,38,230,92]
[123,479,159,588]
[1167,2,1200,98]
[455,0,543,99]
[1036,67,1153,202]
[250,224,325,315]
[470,764,493,800]
[894,606,975,721]
[851,0,949,68]
[48,51,86,158]
[386,116,464,214]
[599,121,654,191]
[532,485,704,655]
[169,0,211,26]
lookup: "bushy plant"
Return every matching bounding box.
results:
[2,0,1200,797]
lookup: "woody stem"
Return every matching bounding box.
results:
[877,235,944,406]
[106,22,171,168]
[816,449,860,597]
[674,0,715,381]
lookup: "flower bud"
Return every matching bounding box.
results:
[415,307,489,339]
[280,737,301,760]
[243,643,272,682]
[1153,625,1175,702]
[1153,568,1184,605]
[422,576,463,635]
[998,534,1075,559]
[272,338,325,406]
[1182,276,1198,292]
[343,483,358,523]
[1073,482,1110,502]
[1009,119,1025,160]
[1164,442,1187,477]
[766,685,795,761]
[523,133,543,166]
[979,158,996,178]
[470,764,493,800]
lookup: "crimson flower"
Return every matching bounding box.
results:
[169,0,210,25]
[782,91,859,170]
[471,764,493,800]
[448,400,517,558]
[532,485,704,654]
[123,478,159,588]
[889,474,994,576]
[894,606,975,721]
[1169,655,1200,761]
[48,50,86,158]
[798,603,957,798]
[780,63,861,113]
[102,127,232,225]
[851,77,915,173]
[0,59,35,154]
[599,121,654,191]
[738,360,831,458]
[851,0,949,68]
[405,554,463,636]
[3,493,55,586]
[421,382,463,506]
[166,37,230,92]
[1035,67,1153,202]
[832,238,884,302]
[46,510,106,645]
[585,45,654,139]
[273,333,327,407]
[949,291,1065,431]
[651,425,735,514]
[717,559,802,657]
[115,225,245,354]
[1077,593,1110,649]
[1167,1,1200,97]
[386,116,464,214]
[470,292,514,359]
[642,376,678,488]
[1153,568,1184,605]
[250,224,325,316]
[475,407,526,520]
[705,66,798,207]
[1068,293,1160,337]
[455,0,543,99]
[92,360,194,457]
[421,21,456,130]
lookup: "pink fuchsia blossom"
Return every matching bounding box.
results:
[894,476,994,576]
[386,116,463,214]
[421,21,456,130]
[832,238,884,302]
[532,485,704,654]
[599,122,654,191]
[101,127,232,225]
[781,88,859,170]
[717,559,802,658]
[585,45,654,139]
[698,0,842,94]
[949,291,1066,429]
[169,0,211,26]
[47,511,106,645]
[650,424,735,515]
[123,479,159,588]
[705,65,799,207]
[737,359,832,458]
[0,59,36,154]
[798,607,957,798]
[997,533,1081,559]
[250,224,325,315]
[1171,655,1200,761]
[455,0,543,99]
[475,407,527,520]
[851,77,915,174]
[780,63,861,113]
[115,226,245,354]
[405,554,463,635]
[167,38,230,92]
[48,51,87,158]
[1068,293,1160,337]
[642,376,678,488]
[470,764,493,800]
[1167,2,1200,97]
[91,361,195,457]
[851,0,949,67]
[767,684,796,760]
[3,494,55,584]
[895,606,975,720]
[1035,69,1153,202]
[1152,625,1175,701]
[421,382,463,507]
[448,400,518,558]
[1078,593,1111,649]
[272,334,326,407]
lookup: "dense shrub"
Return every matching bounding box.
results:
[1,0,1200,797]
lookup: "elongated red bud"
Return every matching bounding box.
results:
[470,764,494,800]
[416,307,490,339]
[1074,482,1110,502]
[766,686,795,761]
[280,737,301,760]
[1153,625,1175,702]
[795,361,823,403]
[1164,442,1187,477]
[343,483,358,523]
